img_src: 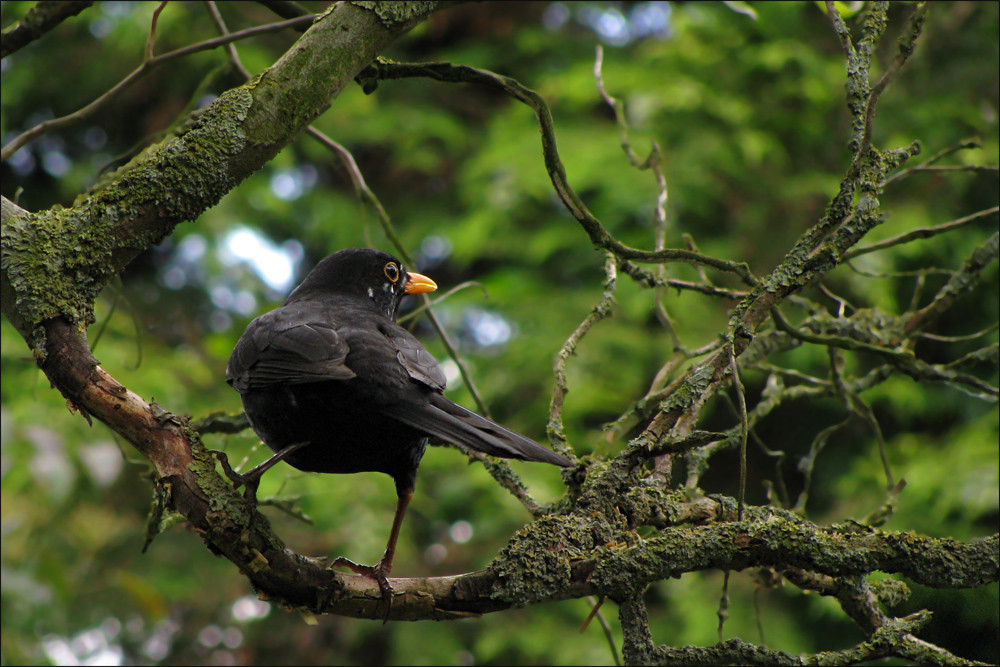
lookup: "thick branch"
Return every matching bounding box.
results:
[1,15,318,163]
[581,519,998,596]
[1,2,444,347]
[1,1,93,59]
[17,317,995,624]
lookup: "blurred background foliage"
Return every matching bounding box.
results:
[1,1,997,665]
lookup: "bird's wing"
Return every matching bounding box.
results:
[387,393,573,467]
[226,306,356,393]
[375,322,570,466]
[387,325,447,391]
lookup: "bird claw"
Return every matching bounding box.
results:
[207,449,262,513]
[330,556,395,623]
[206,442,310,516]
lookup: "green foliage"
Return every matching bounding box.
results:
[2,1,997,665]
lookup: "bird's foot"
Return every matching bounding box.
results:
[330,556,394,623]
[207,449,262,515]
[207,441,310,517]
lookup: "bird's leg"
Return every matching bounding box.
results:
[208,441,310,513]
[330,485,414,623]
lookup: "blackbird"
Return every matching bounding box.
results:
[225,248,572,616]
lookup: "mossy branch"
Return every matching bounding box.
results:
[2,3,442,349]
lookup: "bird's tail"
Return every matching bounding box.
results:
[387,394,573,467]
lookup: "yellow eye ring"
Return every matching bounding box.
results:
[384,262,400,282]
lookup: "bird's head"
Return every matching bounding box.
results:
[286,248,437,320]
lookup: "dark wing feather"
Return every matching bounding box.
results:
[387,394,573,467]
[389,326,446,391]
[227,306,356,393]
[377,321,570,466]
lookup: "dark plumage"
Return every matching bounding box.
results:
[225,248,572,617]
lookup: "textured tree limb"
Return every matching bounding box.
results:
[575,516,998,596]
[1,0,94,59]
[905,230,1000,335]
[1,14,318,162]
[14,311,996,627]
[11,245,999,634]
[626,621,989,667]
[1,2,443,346]
[852,2,927,168]
[37,319,997,621]
[2,3,995,661]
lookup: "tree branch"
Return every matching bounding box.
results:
[1,0,93,59]
[1,14,318,162]
[844,206,998,260]
[16,312,995,626]
[362,60,759,286]
[1,2,444,348]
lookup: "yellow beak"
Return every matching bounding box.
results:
[404,271,437,295]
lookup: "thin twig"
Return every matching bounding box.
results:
[594,45,677,350]
[583,597,622,667]
[793,417,851,513]
[853,3,927,165]
[397,281,488,323]
[145,2,169,62]
[548,253,615,460]
[304,126,549,514]
[2,14,316,162]
[729,344,748,521]
[920,323,999,343]
[845,206,998,260]
[204,1,253,79]
[365,60,758,286]
[829,347,895,491]
[616,260,747,299]
[304,127,492,418]
[906,274,926,314]
[882,139,985,186]
[753,585,767,647]
[886,163,997,179]
[717,570,731,642]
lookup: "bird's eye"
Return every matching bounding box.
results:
[384,262,400,283]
